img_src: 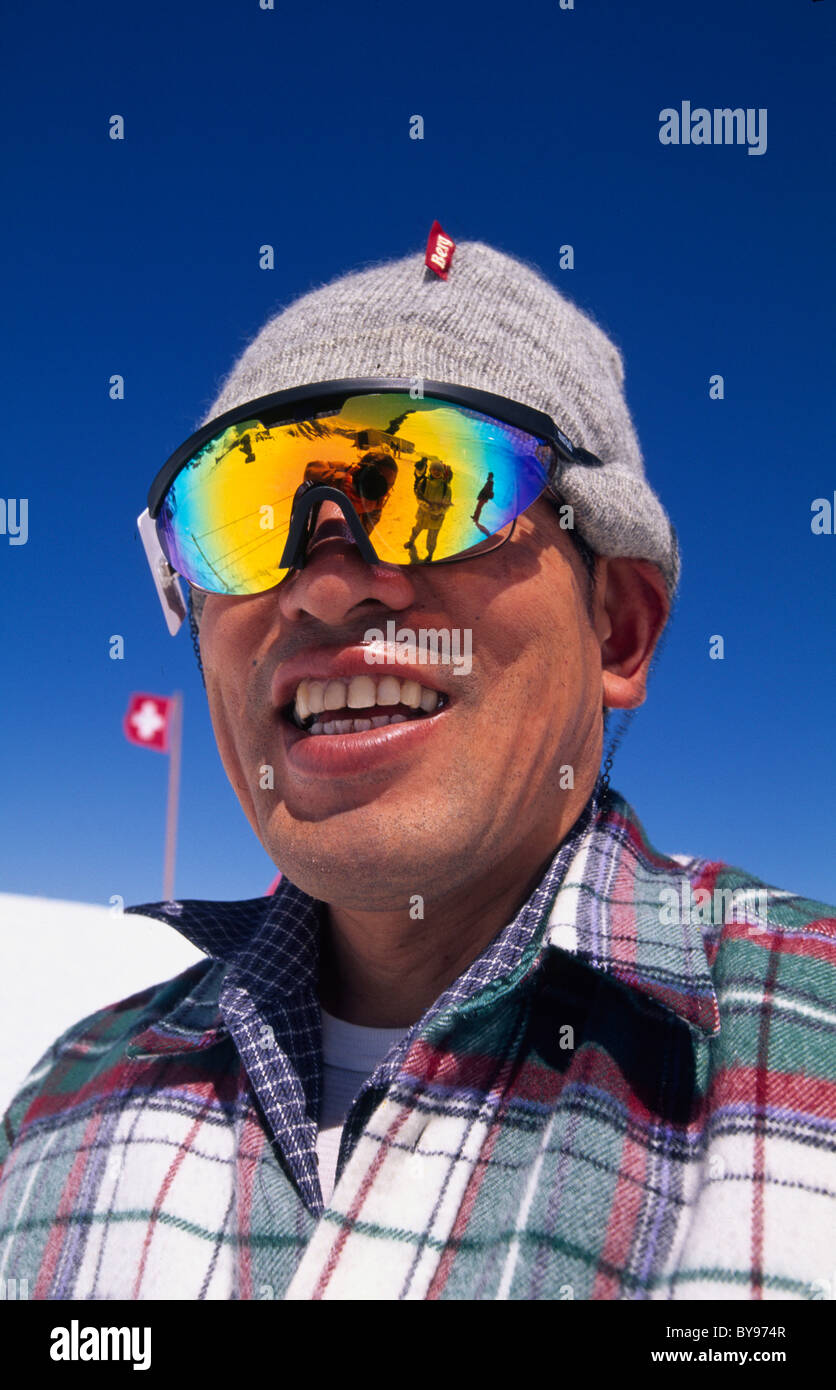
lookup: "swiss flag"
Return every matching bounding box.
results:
[123,693,174,753]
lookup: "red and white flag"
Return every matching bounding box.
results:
[123,693,175,753]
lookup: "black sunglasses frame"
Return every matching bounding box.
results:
[146,377,604,519]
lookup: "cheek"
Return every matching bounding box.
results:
[470,566,589,686]
[204,672,245,788]
[202,599,262,698]
[466,564,598,743]
[202,655,263,834]
[202,616,255,766]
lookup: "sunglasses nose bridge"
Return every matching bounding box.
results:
[278,483,378,570]
[300,495,362,561]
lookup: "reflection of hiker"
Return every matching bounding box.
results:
[218,426,257,463]
[238,433,256,463]
[303,448,398,534]
[404,460,453,560]
[414,456,453,494]
[413,458,428,494]
[472,471,494,524]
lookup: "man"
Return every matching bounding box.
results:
[404,457,453,560]
[1,242,833,1301]
[472,469,494,527]
[303,446,398,536]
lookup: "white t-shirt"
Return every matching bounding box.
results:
[316,1005,410,1205]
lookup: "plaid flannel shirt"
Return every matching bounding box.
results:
[1,789,834,1301]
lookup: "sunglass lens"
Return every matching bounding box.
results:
[156,395,552,591]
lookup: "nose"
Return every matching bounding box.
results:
[302,498,361,558]
[276,498,416,627]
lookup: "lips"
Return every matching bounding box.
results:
[270,644,452,770]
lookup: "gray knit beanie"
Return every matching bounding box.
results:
[188,240,678,628]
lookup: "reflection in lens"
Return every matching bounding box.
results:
[157,395,551,592]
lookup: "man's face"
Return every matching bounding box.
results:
[199,499,625,911]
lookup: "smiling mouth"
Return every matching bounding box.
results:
[282,674,449,736]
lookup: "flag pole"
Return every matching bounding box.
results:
[162,691,182,901]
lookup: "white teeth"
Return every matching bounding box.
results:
[376,676,401,705]
[305,709,434,736]
[400,680,422,709]
[323,679,347,711]
[307,680,325,715]
[295,679,311,722]
[347,675,377,709]
[292,675,444,728]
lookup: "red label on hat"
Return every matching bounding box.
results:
[425,221,456,279]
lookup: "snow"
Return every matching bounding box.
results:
[0,893,205,1114]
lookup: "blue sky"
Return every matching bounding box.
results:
[2,0,834,909]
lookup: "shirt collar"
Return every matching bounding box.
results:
[540,797,720,1035]
[124,788,720,1059]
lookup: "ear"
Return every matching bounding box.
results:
[595,559,670,710]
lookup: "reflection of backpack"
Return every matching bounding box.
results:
[416,460,452,485]
[417,474,450,506]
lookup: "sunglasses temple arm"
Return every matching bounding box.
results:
[550,429,605,471]
[137,509,188,636]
